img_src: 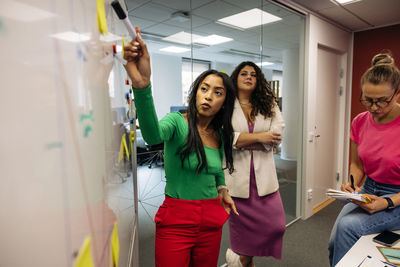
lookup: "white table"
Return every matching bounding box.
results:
[336,230,400,267]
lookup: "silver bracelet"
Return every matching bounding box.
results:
[217,185,228,192]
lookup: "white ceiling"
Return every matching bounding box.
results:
[118,0,303,67]
[290,0,400,31]
[118,0,400,67]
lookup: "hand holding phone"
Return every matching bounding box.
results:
[373,230,400,247]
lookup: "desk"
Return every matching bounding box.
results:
[336,230,400,266]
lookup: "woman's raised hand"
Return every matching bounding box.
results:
[123,26,151,89]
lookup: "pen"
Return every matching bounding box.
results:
[357,255,370,267]
[381,260,398,267]
[111,0,137,40]
[350,174,355,191]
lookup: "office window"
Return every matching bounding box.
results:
[181,58,210,105]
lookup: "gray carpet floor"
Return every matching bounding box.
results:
[136,164,345,266]
[136,155,345,266]
[250,200,345,267]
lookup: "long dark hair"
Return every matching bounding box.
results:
[231,61,276,118]
[178,70,235,174]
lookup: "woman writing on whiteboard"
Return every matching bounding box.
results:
[225,62,286,267]
[123,27,238,267]
[328,52,400,266]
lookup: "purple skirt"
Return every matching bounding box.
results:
[229,153,286,258]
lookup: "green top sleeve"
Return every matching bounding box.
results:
[132,84,226,200]
[133,84,167,145]
[215,170,225,187]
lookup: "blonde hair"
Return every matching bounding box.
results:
[361,52,400,91]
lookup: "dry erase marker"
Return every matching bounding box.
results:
[111,0,137,40]
[350,174,355,190]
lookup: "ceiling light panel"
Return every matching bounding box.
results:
[218,8,282,30]
[194,35,233,45]
[334,0,362,4]
[162,31,203,45]
[256,62,274,66]
[160,46,190,53]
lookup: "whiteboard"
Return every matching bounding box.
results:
[0,0,136,266]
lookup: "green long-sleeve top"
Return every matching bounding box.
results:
[133,84,226,200]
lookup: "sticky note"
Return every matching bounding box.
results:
[118,134,129,162]
[118,134,125,162]
[97,0,108,34]
[130,130,135,143]
[111,222,120,267]
[122,35,125,58]
[378,246,400,264]
[74,237,94,267]
[123,134,129,159]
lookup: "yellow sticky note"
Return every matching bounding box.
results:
[118,134,130,162]
[122,35,125,58]
[122,134,129,159]
[97,0,108,34]
[129,131,135,153]
[74,237,94,267]
[118,134,125,163]
[111,222,120,267]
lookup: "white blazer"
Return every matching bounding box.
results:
[224,99,285,198]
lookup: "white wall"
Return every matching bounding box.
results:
[281,47,300,161]
[302,15,352,219]
[213,61,236,75]
[151,53,183,118]
[262,68,273,80]
[111,53,183,120]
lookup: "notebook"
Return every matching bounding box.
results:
[326,189,371,203]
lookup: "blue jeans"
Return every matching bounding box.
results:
[328,177,400,266]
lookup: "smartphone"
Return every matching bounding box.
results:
[372,230,400,247]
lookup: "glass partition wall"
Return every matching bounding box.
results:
[116,0,305,265]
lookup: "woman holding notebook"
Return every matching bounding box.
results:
[328,52,400,266]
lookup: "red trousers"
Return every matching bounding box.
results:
[154,195,229,267]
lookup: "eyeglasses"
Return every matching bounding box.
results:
[359,88,398,108]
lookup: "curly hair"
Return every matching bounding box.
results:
[178,70,235,174]
[230,61,276,119]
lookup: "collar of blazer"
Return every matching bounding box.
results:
[233,98,273,133]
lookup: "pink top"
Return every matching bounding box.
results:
[351,111,400,185]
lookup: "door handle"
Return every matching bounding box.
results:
[315,134,321,138]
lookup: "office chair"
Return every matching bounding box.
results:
[137,143,164,168]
